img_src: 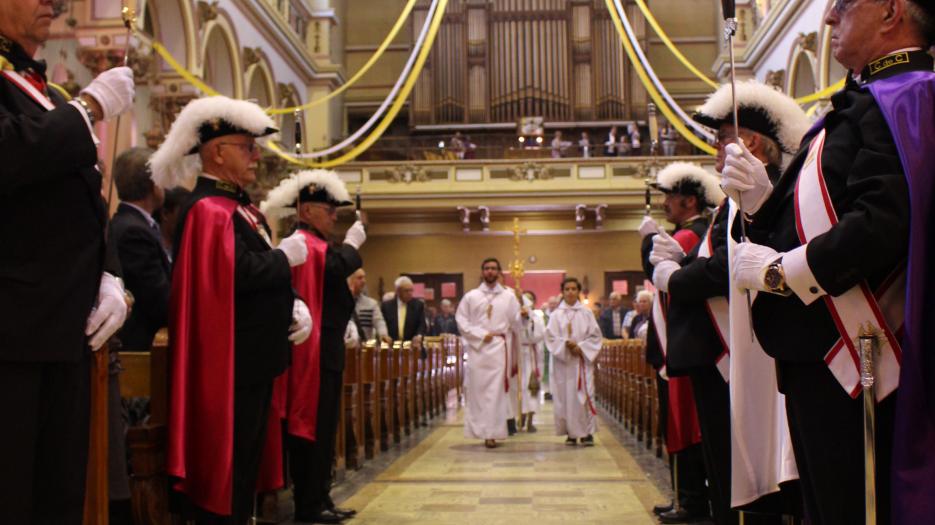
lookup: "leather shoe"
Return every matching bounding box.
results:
[652,501,674,516]
[658,508,709,524]
[295,508,346,524]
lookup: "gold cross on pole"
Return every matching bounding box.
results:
[509,217,526,284]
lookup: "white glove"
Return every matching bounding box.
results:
[722,142,773,215]
[85,273,129,351]
[649,231,685,265]
[343,220,367,250]
[638,215,660,239]
[80,66,135,120]
[277,231,308,267]
[731,242,782,292]
[289,299,312,344]
[652,260,680,293]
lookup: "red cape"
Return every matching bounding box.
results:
[270,229,327,440]
[167,197,286,514]
[665,228,703,453]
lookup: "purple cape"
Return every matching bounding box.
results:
[869,70,935,525]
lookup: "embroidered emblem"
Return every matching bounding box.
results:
[868,52,909,76]
[216,179,238,193]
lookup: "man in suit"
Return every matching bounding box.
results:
[150,96,312,524]
[0,2,135,520]
[598,292,627,339]
[382,276,426,352]
[109,146,171,352]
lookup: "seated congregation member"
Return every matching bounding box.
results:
[109,146,171,352]
[456,258,523,448]
[432,298,460,336]
[349,268,391,343]
[628,291,652,341]
[0,4,134,521]
[382,276,426,352]
[150,96,312,524]
[261,169,366,524]
[598,291,627,339]
[156,186,191,258]
[545,277,602,446]
[724,3,935,522]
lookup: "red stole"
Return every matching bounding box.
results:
[166,197,238,515]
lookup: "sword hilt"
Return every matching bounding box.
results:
[858,323,877,388]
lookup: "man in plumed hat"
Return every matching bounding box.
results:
[650,82,809,525]
[262,170,366,524]
[0,0,135,521]
[723,1,935,523]
[150,96,313,524]
[639,163,719,523]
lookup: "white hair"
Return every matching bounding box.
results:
[440,299,452,307]
[636,290,653,302]
[395,276,413,289]
[608,291,622,301]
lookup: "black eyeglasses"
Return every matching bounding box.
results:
[218,142,259,154]
[309,203,338,216]
[831,0,863,13]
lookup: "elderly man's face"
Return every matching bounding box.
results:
[205,134,260,188]
[397,282,414,303]
[663,192,697,224]
[610,295,622,309]
[348,269,366,296]
[824,0,890,71]
[0,0,54,54]
[441,302,453,315]
[301,201,337,237]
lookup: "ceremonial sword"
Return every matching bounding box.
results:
[721,0,755,339]
[105,6,135,208]
[858,324,878,525]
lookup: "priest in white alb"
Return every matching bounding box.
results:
[456,257,523,448]
[545,277,603,446]
[518,292,545,432]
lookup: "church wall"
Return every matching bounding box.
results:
[751,0,828,82]
[358,229,645,304]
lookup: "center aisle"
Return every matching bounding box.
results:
[336,401,665,524]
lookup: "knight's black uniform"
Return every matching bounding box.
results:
[641,216,709,516]
[289,226,362,520]
[739,52,932,525]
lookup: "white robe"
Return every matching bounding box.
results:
[545,301,603,438]
[519,310,545,414]
[456,283,522,440]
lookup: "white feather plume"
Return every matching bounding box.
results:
[696,80,810,153]
[148,96,276,189]
[656,162,725,207]
[260,169,352,219]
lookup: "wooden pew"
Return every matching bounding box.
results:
[343,341,364,470]
[389,342,402,444]
[118,332,170,525]
[378,341,393,451]
[360,340,381,459]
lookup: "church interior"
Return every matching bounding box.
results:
[32,0,848,523]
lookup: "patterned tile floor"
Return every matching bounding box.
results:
[297,398,671,524]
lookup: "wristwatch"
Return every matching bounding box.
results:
[114,276,136,312]
[763,260,792,296]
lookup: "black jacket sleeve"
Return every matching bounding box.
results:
[234,226,292,293]
[117,226,170,327]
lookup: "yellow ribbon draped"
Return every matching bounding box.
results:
[795,78,845,104]
[267,0,449,168]
[633,0,719,90]
[604,0,717,155]
[267,0,418,115]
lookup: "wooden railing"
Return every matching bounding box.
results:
[108,332,462,522]
[595,338,663,456]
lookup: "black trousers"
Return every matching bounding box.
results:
[171,381,274,525]
[657,374,708,515]
[0,358,91,525]
[690,367,734,525]
[779,361,895,525]
[289,369,343,517]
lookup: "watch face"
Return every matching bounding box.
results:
[764,267,782,289]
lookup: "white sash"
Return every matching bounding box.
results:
[1,69,55,111]
[696,211,731,382]
[795,129,903,401]
[651,288,668,379]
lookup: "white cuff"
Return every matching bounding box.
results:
[783,244,825,305]
[68,100,101,146]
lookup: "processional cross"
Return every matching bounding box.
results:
[508,217,527,296]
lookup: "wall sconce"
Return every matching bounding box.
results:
[594,204,607,230]
[477,206,491,232]
[457,206,471,233]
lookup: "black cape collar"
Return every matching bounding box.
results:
[0,34,47,77]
